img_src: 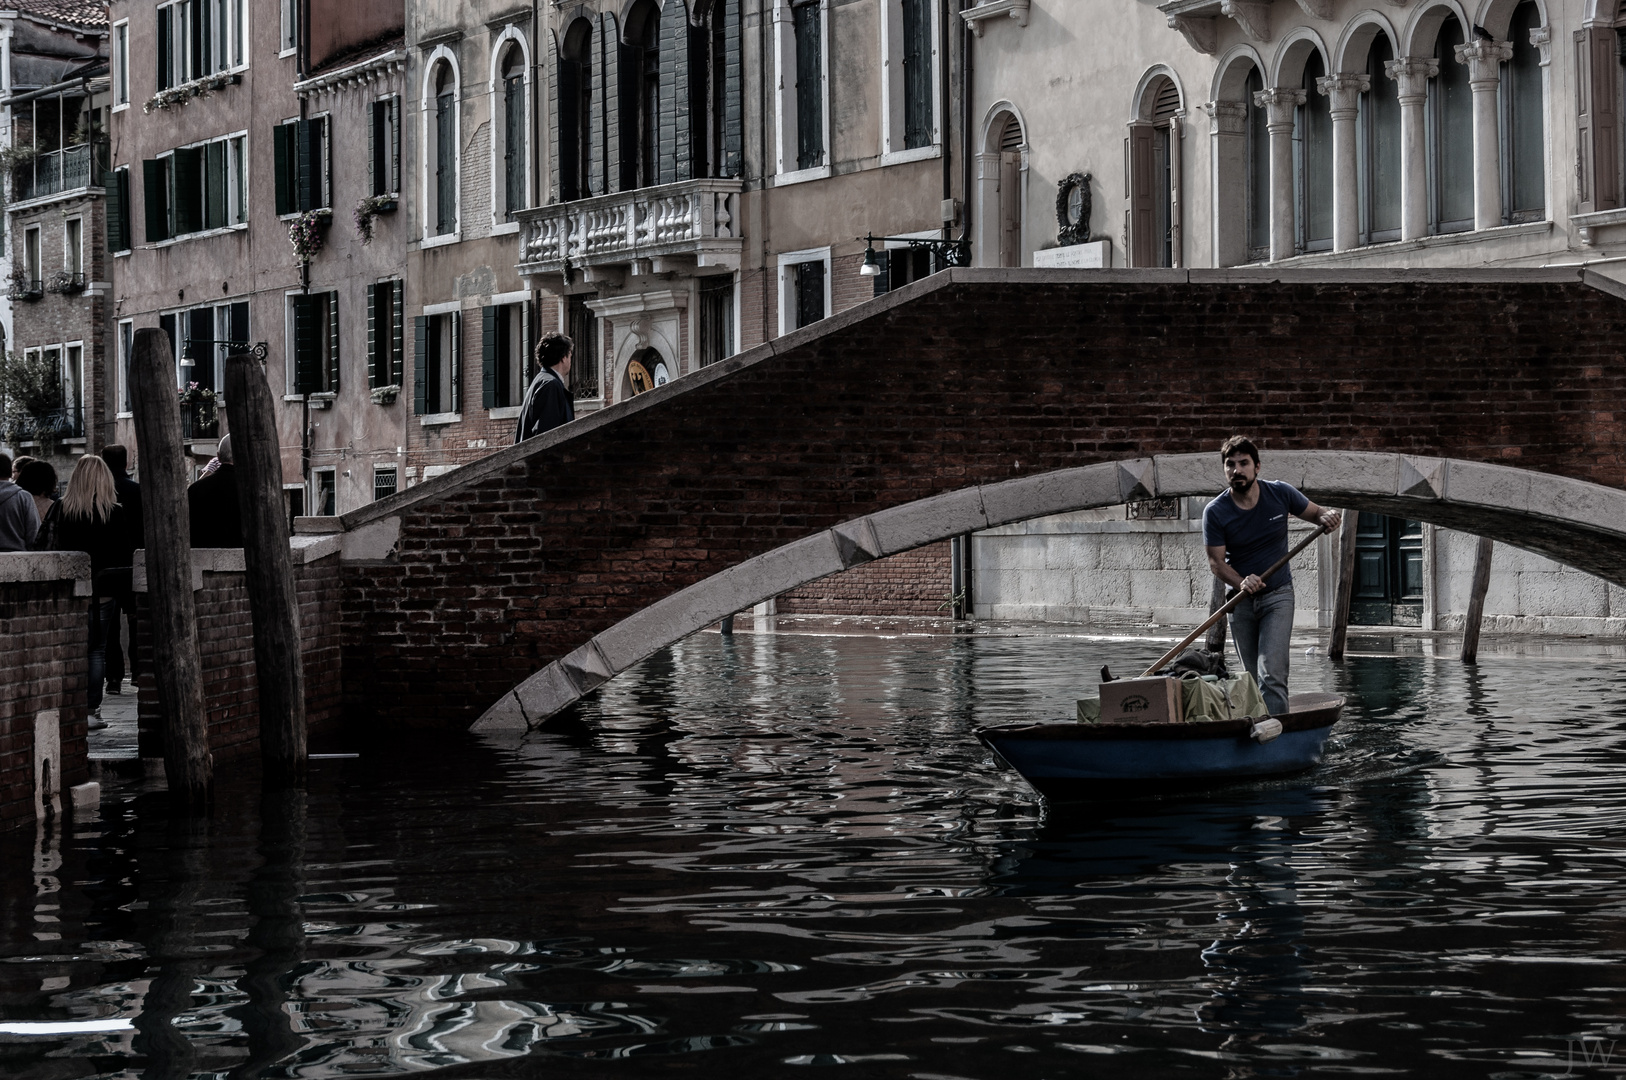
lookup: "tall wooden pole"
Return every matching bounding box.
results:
[226,354,307,786]
[1461,536,1495,664]
[1327,512,1360,661]
[129,328,212,810]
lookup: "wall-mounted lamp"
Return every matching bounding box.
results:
[855,233,973,279]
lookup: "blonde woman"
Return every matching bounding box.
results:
[50,455,136,724]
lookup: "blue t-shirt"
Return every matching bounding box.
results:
[1202,480,1310,590]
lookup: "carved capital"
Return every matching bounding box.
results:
[1220,0,1271,41]
[1253,86,1306,128]
[1293,0,1333,18]
[1203,99,1250,135]
[1530,25,1552,66]
[1455,37,1514,85]
[1384,55,1439,101]
[1316,72,1371,116]
[1167,13,1217,54]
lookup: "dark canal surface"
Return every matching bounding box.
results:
[6,628,1626,1078]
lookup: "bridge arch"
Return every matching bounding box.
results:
[474,450,1626,731]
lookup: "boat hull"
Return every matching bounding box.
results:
[980,692,1344,794]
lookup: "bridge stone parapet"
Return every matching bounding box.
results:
[331,267,1626,731]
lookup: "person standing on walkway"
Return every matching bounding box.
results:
[515,334,575,443]
[100,444,142,695]
[50,455,135,727]
[1202,436,1340,717]
[17,458,59,549]
[188,434,242,547]
[0,452,39,550]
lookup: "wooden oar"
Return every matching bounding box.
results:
[1138,523,1332,678]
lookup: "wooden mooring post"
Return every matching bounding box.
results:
[226,353,307,786]
[1327,512,1360,661]
[1461,536,1495,664]
[129,328,212,810]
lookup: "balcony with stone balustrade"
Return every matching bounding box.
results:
[514,177,744,289]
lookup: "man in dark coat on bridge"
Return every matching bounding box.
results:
[515,333,575,443]
[189,434,243,548]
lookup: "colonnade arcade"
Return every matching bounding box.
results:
[1173,0,1549,266]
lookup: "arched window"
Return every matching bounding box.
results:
[624,0,660,189]
[1297,51,1333,253]
[1129,75,1181,267]
[1246,66,1270,261]
[429,59,458,236]
[1360,33,1402,243]
[997,113,1024,266]
[560,19,593,201]
[497,43,527,219]
[1501,0,1544,221]
[1430,16,1474,233]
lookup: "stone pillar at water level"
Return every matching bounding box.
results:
[1456,37,1514,231]
[1385,57,1438,242]
[1253,87,1306,262]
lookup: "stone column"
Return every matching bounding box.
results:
[1384,57,1438,241]
[1317,73,1370,252]
[1204,100,1250,266]
[1253,87,1306,261]
[975,152,1001,267]
[1455,37,1514,231]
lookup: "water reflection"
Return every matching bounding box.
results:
[5,632,1626,1078]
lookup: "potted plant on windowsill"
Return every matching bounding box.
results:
[288,208,332,266]
[353,194,399,245]
[369,384,401,406]
[7,268,42,302]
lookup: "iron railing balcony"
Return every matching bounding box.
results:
[13,142,109,202]
[5,405,84,443]
[515,177,744,282]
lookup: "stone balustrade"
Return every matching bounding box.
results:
[515,177,744,282]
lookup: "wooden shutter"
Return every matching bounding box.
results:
[1128,123,1156,268]
[436,92,456,232]
[449,311,462,414]
[273,123,295,215]
[597,10,620,195]
[902,0,932,149]
[522,299,533,385]
[722,0,742,177]
[204,141,227,229]
[157,6,172,89]
[190,0,205,76]
[172,147,203,234]
[391,280,404,386]
[105,168,126,252]
[413,314,428,413]
[481,305,497,408]
[1576,27,1621,213]
[548,33,562,203]
[659,1,691,184]
[187,308,213,383]
[390,97,401,194]
[230,302,248,354]
[292,295,322,394]
[143,159,171,242]
[368,98,380,197]
[794,0,823,170]
[296,117,317,211]
[367,282,378,388]
[327,291,340,393]
[505,75,526,214]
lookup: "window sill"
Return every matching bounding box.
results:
[773,164,832,188]
[1573,208,1626,245]
[487,405,521,419]
[420,232,462,249]
[419,412,462,426]
[490,220,520,236]
[880,144,942,167]
[1265,219,1553,266]
[9,187,103,213]
[112,102,130,113]
[113,248,132,258]
[151,222,249,247]
[116,411,133,420]
[283,393,334,406]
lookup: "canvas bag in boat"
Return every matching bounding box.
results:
[1176,672,1271,723]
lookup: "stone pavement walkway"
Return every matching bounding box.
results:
[89,677,139,761]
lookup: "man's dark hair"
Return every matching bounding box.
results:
[1220,435,1260,465]
[16,459,57,496]
[0,452,10,481]
[537,333,574,370]
[101,444,128,474]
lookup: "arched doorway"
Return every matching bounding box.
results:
[979,106,1026,267]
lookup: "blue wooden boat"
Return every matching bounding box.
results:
[979,692,1345,796]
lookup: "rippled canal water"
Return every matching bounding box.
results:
[6,628,1626,1078]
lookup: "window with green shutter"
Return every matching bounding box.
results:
[273,122,297,214]
[792,0,823,170]
[105,167,131,252]
[142,159,172,242]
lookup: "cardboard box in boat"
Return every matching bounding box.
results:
[1098,676,1184,724]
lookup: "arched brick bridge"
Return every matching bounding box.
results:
[328,267,1626,731]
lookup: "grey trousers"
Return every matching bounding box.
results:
[1228,584,1295,717]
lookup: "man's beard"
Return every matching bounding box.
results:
[1230,476,1253,494]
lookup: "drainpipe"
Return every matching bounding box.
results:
[958,0,972,254]
[939,0,951,242]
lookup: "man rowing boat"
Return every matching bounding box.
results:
[1202,436,1341,717]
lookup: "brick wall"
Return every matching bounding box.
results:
[0,555,91,831]
[134,551,345,762]
[337,272,1626,730]
[777,542,953,617]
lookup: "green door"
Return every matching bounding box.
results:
[1350,513,1424,626]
